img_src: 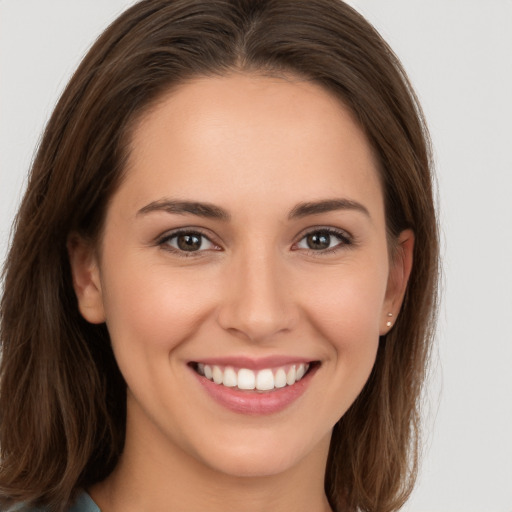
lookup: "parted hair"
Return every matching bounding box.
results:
[0,1,439,511]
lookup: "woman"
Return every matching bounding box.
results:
[0,1,439,511]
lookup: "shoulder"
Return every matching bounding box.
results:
[2,492,100,512]
[67,492,100,512]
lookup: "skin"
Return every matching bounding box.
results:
[69,73,413,512]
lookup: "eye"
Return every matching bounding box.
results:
[159,230,218,254]
[295,228,352,252]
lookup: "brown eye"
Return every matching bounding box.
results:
[296,229,351,252]
[305,232,331,250]
[161,231,216,253]
[177,233,202,251]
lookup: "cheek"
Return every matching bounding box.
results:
[100,256,217,354]
[298,265,386,420]
[298,261,388,348]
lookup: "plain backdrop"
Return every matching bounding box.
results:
[1,1,511,511]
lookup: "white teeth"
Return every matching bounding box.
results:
[274,368,287,388]
[256,369,274,391]
[237,368,256,390]
[286,365,296,385]
[198,363,311,391]
[222,367,237,387]
[212,365,223,384]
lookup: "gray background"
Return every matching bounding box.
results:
[1,1,511,510]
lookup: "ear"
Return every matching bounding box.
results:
[67,234,106,324]
[380,229,414,335]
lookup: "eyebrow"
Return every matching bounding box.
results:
[137,199,231,221]
[137,198,370,221]
[287,198,370,220]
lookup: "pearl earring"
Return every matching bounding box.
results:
[386,312,393,328]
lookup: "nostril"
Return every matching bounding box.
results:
[216,310,298,343]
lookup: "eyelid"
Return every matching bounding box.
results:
[293,226,354,254]
[156,227,222,256]
[154,225,355,257]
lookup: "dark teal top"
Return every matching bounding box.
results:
[6,492,99,512]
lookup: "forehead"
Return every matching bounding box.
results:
[119,73,383,221]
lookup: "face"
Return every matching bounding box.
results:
[70,74,412,479]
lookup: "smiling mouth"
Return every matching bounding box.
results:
[191,362,318,392]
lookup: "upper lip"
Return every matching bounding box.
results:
[189,355,316,371]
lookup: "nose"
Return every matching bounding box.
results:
[216,248,299,343]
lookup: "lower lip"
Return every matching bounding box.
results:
[192,366,316,415]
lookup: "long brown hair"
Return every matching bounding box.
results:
[0,1,439,511]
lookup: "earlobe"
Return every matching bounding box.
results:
[381,229,414,334]
[67,234,106,324]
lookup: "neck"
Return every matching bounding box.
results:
[90,399,333,512]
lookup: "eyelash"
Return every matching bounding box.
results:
[157,229,219,257]
[157,227,354,258]
[294,227,353,255]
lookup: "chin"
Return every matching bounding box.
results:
[189,426,330,479]
[203,448,305,479]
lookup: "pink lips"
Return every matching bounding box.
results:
[194,355,312,370]
[189,356,318,415]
